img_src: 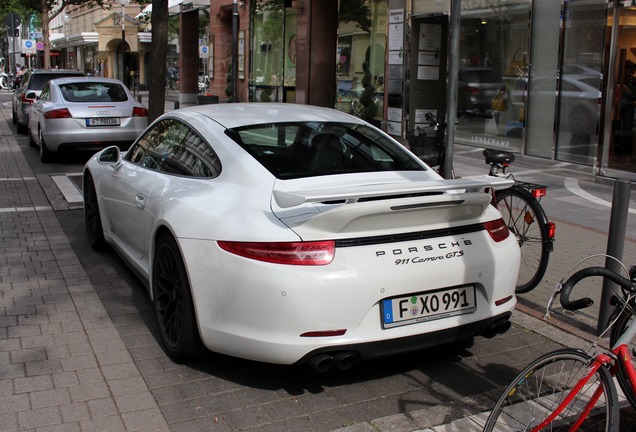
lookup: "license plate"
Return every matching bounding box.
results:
[483,89,496,96]
[382,286,476,328]
[87,117,120,127]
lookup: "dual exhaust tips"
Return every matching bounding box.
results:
[306,351,357,373]
[306,318,511,372]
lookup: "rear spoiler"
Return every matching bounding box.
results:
[273,175,513,209]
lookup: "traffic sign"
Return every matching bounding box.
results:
[4,12,21,29]
[200,45,209,58]
[23,40,36,54]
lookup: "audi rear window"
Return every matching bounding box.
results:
[59,82,128,103]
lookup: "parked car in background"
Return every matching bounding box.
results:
[12,68,85,134]
[28,77,148,162]
[510,73,601,136]
[458,67,504,112]
[83,103,520,371]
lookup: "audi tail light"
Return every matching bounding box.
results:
[44,108,72,119]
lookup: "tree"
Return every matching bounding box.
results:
[147,0,168,122]
[37,1,109,69]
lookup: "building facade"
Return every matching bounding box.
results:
[14,0,635,180]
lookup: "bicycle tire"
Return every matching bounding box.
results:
[483,348,619,432]
[609,298,636,409]
[495,187,550,293]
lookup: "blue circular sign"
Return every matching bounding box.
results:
[25,40,34,48]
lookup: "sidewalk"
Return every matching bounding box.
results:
[0,97,635,431]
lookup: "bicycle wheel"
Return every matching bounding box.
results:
[495,188,550,293]
[483,348,619,432]
[609,298,636,409]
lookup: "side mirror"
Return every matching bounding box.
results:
[25,91,38,101]
[98,146,122,169]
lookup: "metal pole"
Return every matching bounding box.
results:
[231,0,238,102]
[122,5,126,84]
[444,0,461,179]
[597,179,632,335]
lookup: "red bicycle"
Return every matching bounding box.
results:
[484,258,636,431]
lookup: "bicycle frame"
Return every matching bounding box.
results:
[533,303,636,431]
[610,305,636,393]
[530,353,612,432]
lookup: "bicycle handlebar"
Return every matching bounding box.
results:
[559,266,635,311]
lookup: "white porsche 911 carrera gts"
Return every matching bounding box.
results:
[83,103,520,371]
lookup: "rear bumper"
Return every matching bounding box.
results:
[296,311,513,364]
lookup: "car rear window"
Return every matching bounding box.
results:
[59,82,129,103]
[226,122,425,179]
[29,73,84,90]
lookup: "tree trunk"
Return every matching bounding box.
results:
[42,0,51,69]
[148,0,169,122]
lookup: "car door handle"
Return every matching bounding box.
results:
[135,194,145,210]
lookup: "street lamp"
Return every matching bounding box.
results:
[116,0,130,85]
[63,14,71,68]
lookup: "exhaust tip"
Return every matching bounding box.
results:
[307,354,334,373]
[334,352,357,371]
[482,318,511,339]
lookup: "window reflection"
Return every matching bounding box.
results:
[126,119,221,178]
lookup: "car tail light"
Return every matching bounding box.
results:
[133,106,148,117]
[483,218,510,242]
[468,86,479,94]
[217,240,335,265]
[44,108,72,119]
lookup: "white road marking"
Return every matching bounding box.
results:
[51,175,83,204]
[564,177,636,215]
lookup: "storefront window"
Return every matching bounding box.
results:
[335,0,386,124]
[454,0,531,152]
[554,1,605,165]
[250,0,296,102]
[602,4,636,177]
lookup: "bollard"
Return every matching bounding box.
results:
[598,178,632,335]
[137,95,142,103]
[174,101,180,110]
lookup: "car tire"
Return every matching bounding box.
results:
[17,120,27,134]
[152,233,203,361]
[38,128,52,163]
[83,173,107,250]
[12,108,17,124]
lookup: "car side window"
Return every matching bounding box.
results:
[125,119,221,178]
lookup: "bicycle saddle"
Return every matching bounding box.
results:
[483,148,515,165]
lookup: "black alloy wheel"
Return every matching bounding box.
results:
[152,233,202,361]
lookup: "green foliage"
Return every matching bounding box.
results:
[359,61,377,122]
[339,0,371,33]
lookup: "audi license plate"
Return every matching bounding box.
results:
[382,286,476,329]
[87,117,120,127]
